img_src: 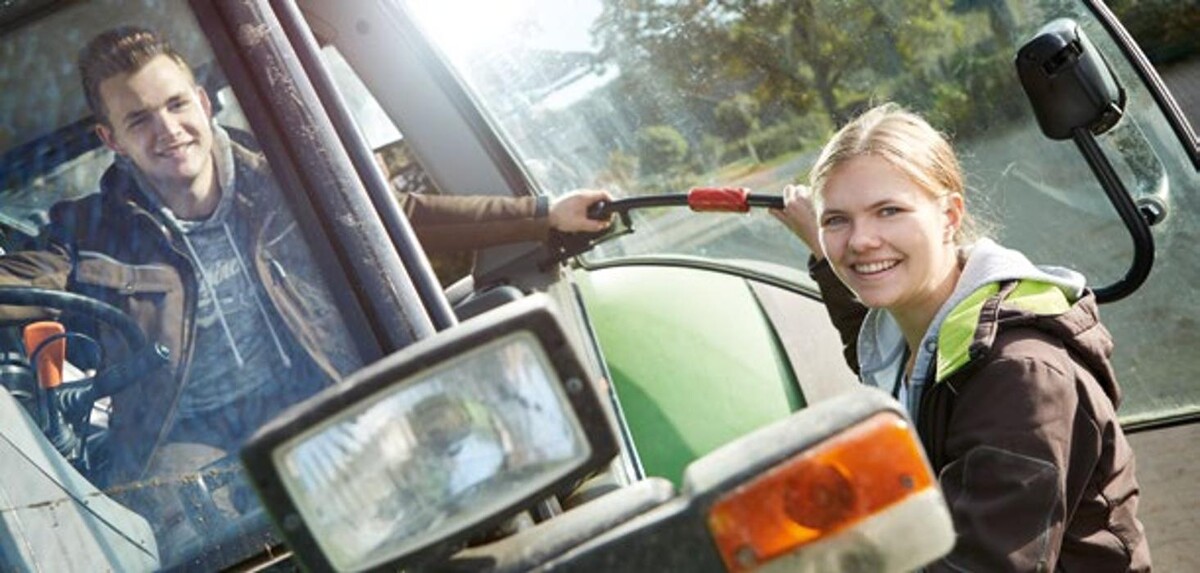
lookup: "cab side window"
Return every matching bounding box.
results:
[0,4,367,570]
[321,45,473,286]
[374,137,473,284]
[1107,0,1200,132]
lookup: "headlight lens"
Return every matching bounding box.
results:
[273,332,590,572]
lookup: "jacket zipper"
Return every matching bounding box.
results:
[128,201,202,481]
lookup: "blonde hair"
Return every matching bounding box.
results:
[809,103,981,245]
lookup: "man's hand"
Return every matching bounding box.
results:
[769,184,824,259]
[549,189,613,233]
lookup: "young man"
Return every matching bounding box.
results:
[1,26,610,487]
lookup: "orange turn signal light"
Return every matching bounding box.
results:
[706,411,934,572]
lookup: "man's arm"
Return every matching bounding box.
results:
[398,189,611,254]
[0,246,74,322]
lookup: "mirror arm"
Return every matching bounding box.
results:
[1071,126,1155,303]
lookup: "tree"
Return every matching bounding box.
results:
[1106,0,1200,64]
[636,125,690,178]
[594,0,963,125]
[596,149,639,194]
[714,93,761,163]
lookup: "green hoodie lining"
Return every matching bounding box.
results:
[935,280,1072,382]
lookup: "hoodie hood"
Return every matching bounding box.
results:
[855,239,1121,417]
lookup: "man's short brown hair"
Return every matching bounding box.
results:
[78,26,194,123]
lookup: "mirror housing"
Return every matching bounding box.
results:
[1016,18,1125,140]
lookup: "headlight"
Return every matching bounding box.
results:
[279,333,586,570]
[242,295,618,572]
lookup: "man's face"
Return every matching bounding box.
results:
[95,54,214,194]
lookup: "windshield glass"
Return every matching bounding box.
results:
[404,0,1200,425]
[0,2,365,570]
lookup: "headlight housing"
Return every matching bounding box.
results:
[242,295,618,572]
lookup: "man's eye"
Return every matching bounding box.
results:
[168,99,190,112]
[126,117,147,129]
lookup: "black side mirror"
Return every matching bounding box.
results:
[1016,18,1125,140]
[1015,19,1154,304]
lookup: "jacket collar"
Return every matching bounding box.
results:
[935,279,1073,381]
[856,239,1089,387]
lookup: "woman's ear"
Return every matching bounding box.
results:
[942,192,965,242]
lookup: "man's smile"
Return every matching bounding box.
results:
[156,140,196,158]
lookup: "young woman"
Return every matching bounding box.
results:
[772,103,1150,572]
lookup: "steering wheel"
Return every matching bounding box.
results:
[0,285,170,471]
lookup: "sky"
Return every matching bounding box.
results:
[405,0,603,62]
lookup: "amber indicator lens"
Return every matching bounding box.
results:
[707,412,934,572]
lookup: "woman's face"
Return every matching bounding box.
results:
[818,155,963,322]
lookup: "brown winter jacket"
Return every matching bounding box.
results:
[0,139,552,483]
[810,256,1151,572]
[402,189,549,253]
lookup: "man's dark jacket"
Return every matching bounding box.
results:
[0,140,552,483]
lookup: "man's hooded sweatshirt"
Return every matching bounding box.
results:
[811,238,1150,572]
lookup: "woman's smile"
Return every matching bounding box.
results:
[851,259,901,276]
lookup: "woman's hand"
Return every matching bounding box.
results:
[770,184,824,260]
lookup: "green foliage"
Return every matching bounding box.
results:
[1106,0,1200,64]
[897,41,1028,138]
[714,93,761,141]
[714,93,763,163]
[591,0,1052,174]
[696,134,726,172]
[597,150,639,194]
[595,0,965,132]
[745,122,801,163]
[714,113,831,164]
[636,125,690,176]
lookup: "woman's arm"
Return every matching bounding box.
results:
[773,183,866,373]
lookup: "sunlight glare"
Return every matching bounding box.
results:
[406,0,534,62]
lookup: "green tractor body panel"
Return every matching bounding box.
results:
[574,265,803,486]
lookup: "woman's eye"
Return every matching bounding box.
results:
[821,215,847,228]
[879,206,901,217]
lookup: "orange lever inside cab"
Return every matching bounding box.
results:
[24,321,66,389]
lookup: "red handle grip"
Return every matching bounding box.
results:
[687,187,751,213]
